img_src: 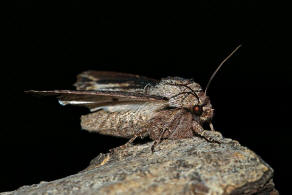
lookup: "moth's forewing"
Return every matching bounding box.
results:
[74,71,158,93]
[26,71,162,110]
[25,90,167,110]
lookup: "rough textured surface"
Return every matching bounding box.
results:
[1,131,278,195]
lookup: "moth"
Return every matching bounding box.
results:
[26,45,241,152]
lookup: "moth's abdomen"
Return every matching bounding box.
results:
[81,110,149,138]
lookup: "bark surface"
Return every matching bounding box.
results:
[1,131,278,195]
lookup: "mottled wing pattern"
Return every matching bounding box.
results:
[74,71,158,93]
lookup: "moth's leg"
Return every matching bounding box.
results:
[192,121,222,143]
[125,128,148,147]
[151,128,168,153]
[209,122,215,131]
[110,128,148,153]
[150,109,193,152]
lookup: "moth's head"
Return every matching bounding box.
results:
[172,89,214,124]
[161,77,214,124]
[190,91,214,124]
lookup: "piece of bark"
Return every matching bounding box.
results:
[1,131,278,195]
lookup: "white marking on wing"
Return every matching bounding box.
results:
[58,100,96,106]
[90,103,143,112]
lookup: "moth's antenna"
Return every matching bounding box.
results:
[204,44,242,94]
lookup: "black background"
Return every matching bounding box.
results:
[6,1,291,194]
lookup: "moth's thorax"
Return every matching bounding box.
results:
[149,77,214,123]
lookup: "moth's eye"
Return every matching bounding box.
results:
[193,105,203,116]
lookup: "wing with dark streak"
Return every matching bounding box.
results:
[25,90,168,111]
[74,71,158,92]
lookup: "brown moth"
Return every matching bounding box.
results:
[26,45,241,152]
